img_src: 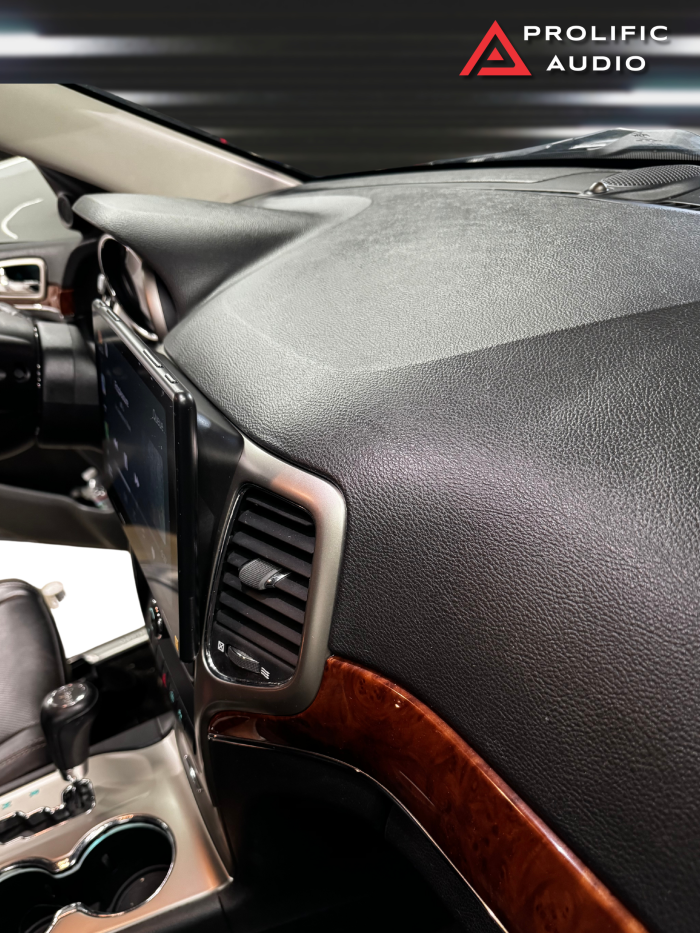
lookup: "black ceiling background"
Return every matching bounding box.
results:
[1,1,700,175]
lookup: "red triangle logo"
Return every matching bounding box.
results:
[460,21,531,76]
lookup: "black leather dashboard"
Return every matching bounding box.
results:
[75,171,700,933]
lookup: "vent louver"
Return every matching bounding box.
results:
[209,486,316,685]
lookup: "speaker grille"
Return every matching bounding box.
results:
[600,163,700,191]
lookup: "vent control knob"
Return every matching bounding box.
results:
[239,558,289,591]
[227,645,262,674]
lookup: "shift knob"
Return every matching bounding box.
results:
[41,682,99,781]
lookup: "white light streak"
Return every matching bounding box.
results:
[536,90,700,108]
[0,32,698,58]
[0,34,227,56]
[1,198,43,240]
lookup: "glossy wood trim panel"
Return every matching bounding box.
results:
[210,656,648,933]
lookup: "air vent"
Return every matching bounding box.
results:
[209,486,316,685]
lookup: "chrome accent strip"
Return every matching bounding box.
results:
[69,627,149,666]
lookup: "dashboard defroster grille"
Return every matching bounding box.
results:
[209,486,316,685]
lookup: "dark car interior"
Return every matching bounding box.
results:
[0,87,697,933]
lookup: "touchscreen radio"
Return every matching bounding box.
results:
[93,301,198,661]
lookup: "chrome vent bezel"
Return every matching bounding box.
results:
[197,431,346,722]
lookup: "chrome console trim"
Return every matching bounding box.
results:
[0,815,175,931]
[0,731,230,932]
[69,627,149,666]
[195,430,347,730]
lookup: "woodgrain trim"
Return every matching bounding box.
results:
[210,656,648,933]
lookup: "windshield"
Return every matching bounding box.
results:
[434,128,700,166]
[79,80,700,178]
[2,9,699,177]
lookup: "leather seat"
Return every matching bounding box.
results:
[0,579,68,784]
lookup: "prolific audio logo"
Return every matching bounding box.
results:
[461,21,669,76]
[460,21,531,76]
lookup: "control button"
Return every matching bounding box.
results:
[148,602,167,638]
[163,372,178,385]
[142,349,163,368]
[212,622,293,684]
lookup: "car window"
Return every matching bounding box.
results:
[0,157,80,245]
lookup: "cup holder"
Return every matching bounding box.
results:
[1,817,174,933]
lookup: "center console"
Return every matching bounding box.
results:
[0,730,228,933]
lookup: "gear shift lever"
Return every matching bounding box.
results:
[41,681,99,781]
[0,681,99,844]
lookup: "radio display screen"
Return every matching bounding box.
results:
[94,307,197,658]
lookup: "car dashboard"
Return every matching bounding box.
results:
[0,160,697,933]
